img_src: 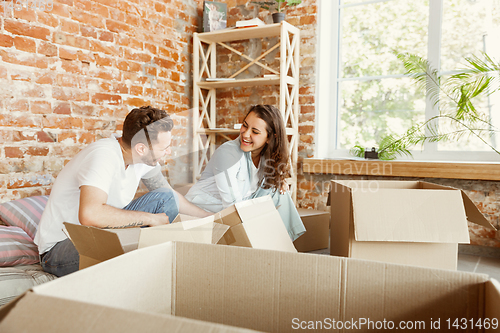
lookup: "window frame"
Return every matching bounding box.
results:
[315,0,500,162]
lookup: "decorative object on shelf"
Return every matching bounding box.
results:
[235,17,266,28]
[203,1,227,32]
[252,0,302,23]
[350,52,500,160]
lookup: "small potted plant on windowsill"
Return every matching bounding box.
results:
[252,0,302,23]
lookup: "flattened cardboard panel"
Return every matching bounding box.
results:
[351,241,458,270]
[239,209,297,253]
[485,279,500,325]
[64,223,125,261]
[173,242,343,333]
[461,191,495,229]
[139,223,198,246]
[344,260,487,328]
[215,205,241,227]
[33,242,175,316]
[212,223,230,244]
[352,190,469,243]
[138,217,223,248]
[294,209,330,252]
[218,223,251,247]
[79,255,102,270]
[215,207,252,246]
[421,182,494,230]
[0,293,257,333]
[113,227,141,252]
[329,181,352,256]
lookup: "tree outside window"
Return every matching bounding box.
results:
[316,0,500,161]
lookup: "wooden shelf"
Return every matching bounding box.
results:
[196,77,281,89]
[193,22,301,202]
[302,158,500,181]
[196,22,299,43]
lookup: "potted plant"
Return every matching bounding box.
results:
[252,0,302,23]
[350,52,500,160]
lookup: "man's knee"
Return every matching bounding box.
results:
[41,239,80,277]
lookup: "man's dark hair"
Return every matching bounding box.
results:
[122,106,174,148]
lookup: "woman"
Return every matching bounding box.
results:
[185,105,305,241]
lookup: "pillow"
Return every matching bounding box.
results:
[0,195,48,240]
[0,264,57,307]
[0,226,39,267]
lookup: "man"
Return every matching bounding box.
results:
[34,106,211,277]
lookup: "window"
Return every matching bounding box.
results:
[316,0,500,161]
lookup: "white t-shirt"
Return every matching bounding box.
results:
[34,136,157,254]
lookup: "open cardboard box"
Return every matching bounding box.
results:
[1,241,500,332]
[329,180,496,270]
[66,195,296,270]
[213,195,297,252]
[0,292,257,332]
[64,214,229,270]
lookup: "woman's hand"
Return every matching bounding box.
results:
[280,180,289,195]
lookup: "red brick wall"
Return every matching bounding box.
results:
[3,0,497,248]
[0,0,197,201]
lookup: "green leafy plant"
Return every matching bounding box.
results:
[252,0,302,13]
[350,52,500,160]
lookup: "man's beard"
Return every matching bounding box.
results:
[140,150,158,166]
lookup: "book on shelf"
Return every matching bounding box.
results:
[235,18,265,28]
[205,77,236,81]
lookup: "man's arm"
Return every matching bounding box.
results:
[79,185,170,228]
[142,172,212,218]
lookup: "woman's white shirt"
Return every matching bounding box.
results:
[185,138,260,212]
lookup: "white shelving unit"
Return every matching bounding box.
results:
[193,22,300,201]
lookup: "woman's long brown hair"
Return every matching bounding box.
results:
[244,105,290,191]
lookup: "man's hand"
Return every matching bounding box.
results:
[142,172,212,218]
[149,213,169,226]
[79,185,170,228]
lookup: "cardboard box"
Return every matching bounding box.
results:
[213,196,297,253]
[293,208,330,252]
[0,292,258,333]
[329,180,496,270]
[64,214,228,270]
[1,242,500,332]
[66,195,296,270]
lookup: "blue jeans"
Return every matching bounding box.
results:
[41,188,179,277]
